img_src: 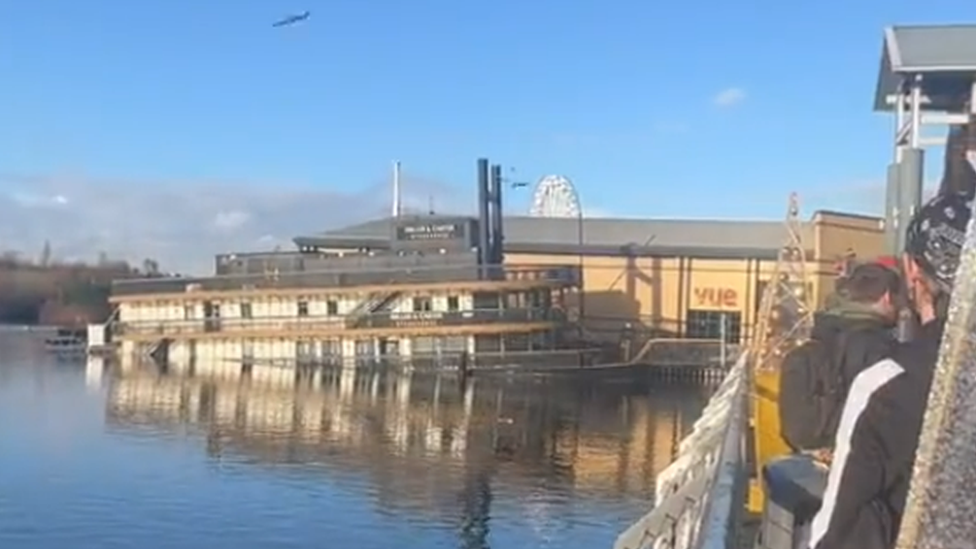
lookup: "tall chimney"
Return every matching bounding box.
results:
[490,164,504,264]
[477,158,491,268]
[392,160,402,218]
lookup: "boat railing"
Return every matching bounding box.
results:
[227,348,611,372]
[112,307,567,336]
[613,350,750,549]
[631,338,741,368]
[110,263,582,297]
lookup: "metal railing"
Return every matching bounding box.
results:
[630,338,740,368]
[614,351,749,549]
[346,291,401,328]
[307,348,612,372]
[114,307,567,336]
[111,264,581,296]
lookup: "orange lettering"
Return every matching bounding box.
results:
[693,287,738,309]
[693,287,710,306]
[720,289,737,308]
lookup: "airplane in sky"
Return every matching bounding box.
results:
[272,11,311,28]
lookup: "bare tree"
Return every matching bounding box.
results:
[39,240,52,267]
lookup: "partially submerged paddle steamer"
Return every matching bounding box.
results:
[101,159,590,373]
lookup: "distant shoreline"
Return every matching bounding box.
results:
[0,258,148,328]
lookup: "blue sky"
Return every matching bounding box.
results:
[0,0,970,227]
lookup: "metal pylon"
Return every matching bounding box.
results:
[750,192,814,370]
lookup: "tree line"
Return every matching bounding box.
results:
[0,246,166,326]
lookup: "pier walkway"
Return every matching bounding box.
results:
[614,349,750,549]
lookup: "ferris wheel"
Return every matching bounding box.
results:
[529,175,582,217]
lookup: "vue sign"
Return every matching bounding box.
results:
[693,287,738,308]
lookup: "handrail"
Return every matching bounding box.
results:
[110,263,582,296]
[614,351,749,549]
[113,307,567,336]
[630,338,739,366]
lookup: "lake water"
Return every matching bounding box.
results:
[0,331,710,549]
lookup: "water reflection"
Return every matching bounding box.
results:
[101,361,709,543]
[2,345,710,549]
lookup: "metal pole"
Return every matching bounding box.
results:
[720,313,727,368]
[909,76,922,149]
[895,82,906,163]
[885,163,902,254]
[577,210,585,324]
[476,158,491,276]
[968,81,976,175]
[490,164,504,264]
[392,160,402,218]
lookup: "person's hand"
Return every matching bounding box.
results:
[812,449,833,466]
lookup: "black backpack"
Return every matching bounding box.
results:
[778,331,849,451]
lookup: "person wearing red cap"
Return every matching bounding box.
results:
[874,256,899,270]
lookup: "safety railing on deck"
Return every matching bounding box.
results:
[614,351,749,549]
[631,338,741,368]
[113,307,567,336]
[110,264,581,296]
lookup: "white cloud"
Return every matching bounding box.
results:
[0,172,468,275]
[10,191,70,208]
[712,87,746,108]
[211,210,250,232]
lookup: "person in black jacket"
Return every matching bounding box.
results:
[808,191,973,549]
[779,262,899,455]
[817,262,900,382]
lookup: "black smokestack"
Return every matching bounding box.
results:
[477,158,491,268]
[490,164,504,264]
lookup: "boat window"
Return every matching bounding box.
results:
[240,302,252,319]
[504,334,530,352]
[440,336,466,352]
[412,297,432,312]
[413,336,435,355]
[447,296,459,311]
[326,300,339,315]
[472,292,499,309]
[297,300,309,317]
[203,301,220,318]
[474,334,502,353]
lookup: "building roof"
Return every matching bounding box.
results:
[874,24,976,112]
[294,215,821,261]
